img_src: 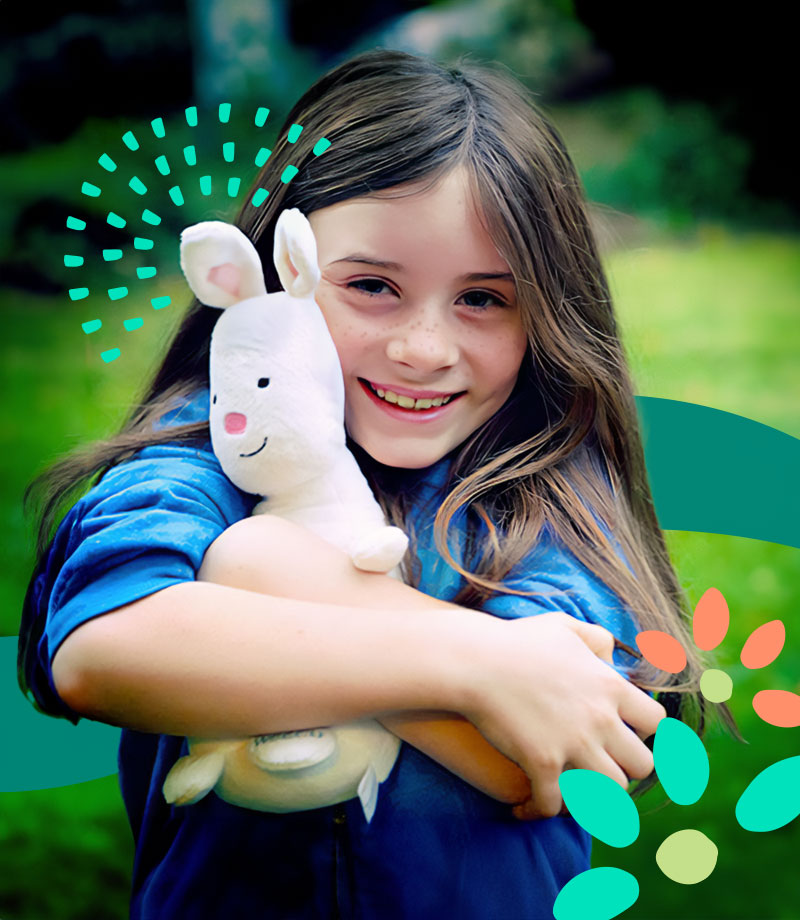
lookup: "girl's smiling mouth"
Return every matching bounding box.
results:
[358,378,466,416]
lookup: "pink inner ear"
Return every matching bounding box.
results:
[208,262,241,298]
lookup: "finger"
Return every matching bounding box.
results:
[561,618,616,664]
[618,683,667,740]
[516,761,564,820]
[604,722,655,781]
[568,748,630,791]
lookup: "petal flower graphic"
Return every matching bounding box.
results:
[553,867,639,920]
[692,587,729,651]
[654,718,709,805]
[752,689,800,728]
[635,630,687,673]
[740,620,786,669]
[735,756,800,832]
[559,770,640,847]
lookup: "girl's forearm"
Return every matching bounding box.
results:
[51,577,479,738]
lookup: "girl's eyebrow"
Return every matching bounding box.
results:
[329,255,514,284]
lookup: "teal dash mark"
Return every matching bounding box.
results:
[151,117,165,138]
[184,145,197,166]
[82,319,102,334]
[227,177,241,197]
[169,186,185,206]
[219,102,231,123]
[107,212,126,228]
[101,348,121,363]
[199,175,211,196]
[124,318,143,331]
[122,131,139,151]
[64,255,84,267]
[255,106,269,127]
[142,209,161,226]
[151,295,171,310]
[81,181,101,197]
[155,155,170,176]
[287,124,303,143]
[69,287,89,301]
[313,137,331,156]
[251,188,269,207]
[103,249,123,261]
[129,176,148,195]
[185,106,198,126]
[223,141,235,163]
[280,165,299,184]
[134,237,154,250]
[255,147,271,167]
[66,216,86,230]
[98,153,117,172]
[137,266,157,279]
[108,286,128,301]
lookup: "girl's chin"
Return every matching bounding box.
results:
[351,435,452,470]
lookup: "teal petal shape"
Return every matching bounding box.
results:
[554,867,639,920]
[654,717,709,805]
[559,769,639,847]
[736,756,800,832]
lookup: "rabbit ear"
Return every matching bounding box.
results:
[180,221,267,308]
[273,208,321,298]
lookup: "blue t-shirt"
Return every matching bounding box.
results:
[25,390,640,920]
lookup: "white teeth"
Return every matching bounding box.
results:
[369,382,455,410]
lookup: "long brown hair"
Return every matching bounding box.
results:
[22,49,703,723]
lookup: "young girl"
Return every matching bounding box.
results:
[19,49,701,919]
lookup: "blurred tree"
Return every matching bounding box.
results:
[0,1,192,153]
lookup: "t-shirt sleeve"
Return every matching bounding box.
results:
[481,525,640,673]
[25,441,256,719]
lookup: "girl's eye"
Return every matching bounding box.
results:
[460,290,507,311]
[347,279,394,297]
[257,377,270,388]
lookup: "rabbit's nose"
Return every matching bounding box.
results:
[224,412,247,434]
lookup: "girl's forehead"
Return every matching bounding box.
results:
[308,170,510,274]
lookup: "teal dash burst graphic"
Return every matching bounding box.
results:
[66,102,331,363]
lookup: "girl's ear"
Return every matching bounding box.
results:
[273,208,321,298]
[180,221,267,308]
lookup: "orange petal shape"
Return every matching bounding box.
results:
[693,587,729,651]
[635,630,687,673]
[740,620,786,669]
[753,689,800,727]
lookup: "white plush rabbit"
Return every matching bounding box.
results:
[162,209,408,822]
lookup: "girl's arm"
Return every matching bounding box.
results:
[52,514,664,817]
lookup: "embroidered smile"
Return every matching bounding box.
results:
[239,436,268,457]
[361,379,464,411]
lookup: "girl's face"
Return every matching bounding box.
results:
[308,167,528,469]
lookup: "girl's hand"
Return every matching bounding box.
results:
[452,610,665,819]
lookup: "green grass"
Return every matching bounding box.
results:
[2,230,798,918]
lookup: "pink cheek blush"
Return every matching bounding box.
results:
[224,412,247,434]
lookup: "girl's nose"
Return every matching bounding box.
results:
[385,315,459,373]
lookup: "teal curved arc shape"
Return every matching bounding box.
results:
[636,396,800,550]
[3,398,799,791]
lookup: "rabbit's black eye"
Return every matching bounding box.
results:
[257,377,270,388]
[212,394,217,404]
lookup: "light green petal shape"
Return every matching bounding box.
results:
[554,867,639,920]
[559,769,639,847]
[736,756,800,832]
[654,717,709,805]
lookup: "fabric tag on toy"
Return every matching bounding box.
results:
[357,764,379,823]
